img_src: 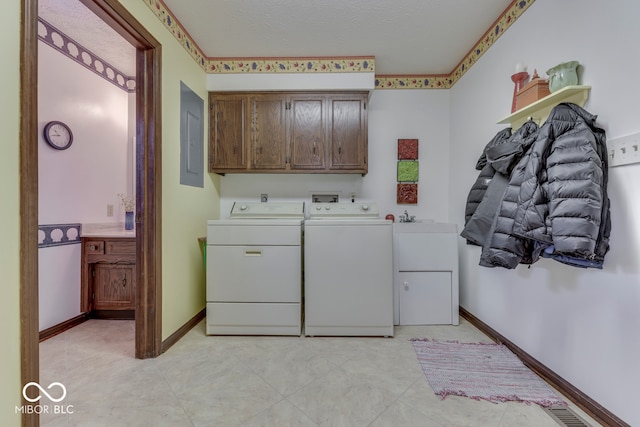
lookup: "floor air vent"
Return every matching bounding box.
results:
[544,406,593,427]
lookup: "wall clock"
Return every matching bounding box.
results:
[43,121,73,150]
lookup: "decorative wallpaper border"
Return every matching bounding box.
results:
[144,0,535,89]
[446,0,535,89]
[38,18,136,93]
[142,0,208,69]
[38,223,82,248]
[375,75,452,90]
[207,57,375,74]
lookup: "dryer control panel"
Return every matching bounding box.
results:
[308,202,379,219]
[230,202,305,219]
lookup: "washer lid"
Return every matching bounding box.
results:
[308,202,380,219]
[230,201,305,219]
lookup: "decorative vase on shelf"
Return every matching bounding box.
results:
[125,211,134,231]
[510,71,529,113]
[546,61,579,93]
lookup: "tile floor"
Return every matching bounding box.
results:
[39,319,600,426]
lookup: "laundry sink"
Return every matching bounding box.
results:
[393,221,457,233]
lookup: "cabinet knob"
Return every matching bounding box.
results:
[403,281,409,290]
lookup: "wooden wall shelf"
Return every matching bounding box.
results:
[498,85,591,129]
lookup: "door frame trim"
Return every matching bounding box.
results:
[20,0,162,424]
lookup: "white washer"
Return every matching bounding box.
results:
[206,202,304,335]
[304,202,394,337]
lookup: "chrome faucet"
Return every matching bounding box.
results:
[399,210,416,223]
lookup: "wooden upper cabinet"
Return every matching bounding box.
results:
[328,94,367,172]
[289,95,326,170]
[250,95,288,169]
[209,94,247,170]
[209,91,368,174]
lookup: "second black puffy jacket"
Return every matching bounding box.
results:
[481,103,610,269]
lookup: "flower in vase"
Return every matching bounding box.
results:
[118,193,135,212]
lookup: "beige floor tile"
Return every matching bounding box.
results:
[244,399,317,427]
[39,318,605,427]
[67,401,192,427]
[287,366,397,426]
[369,400,444,427]
[499,402,561,427]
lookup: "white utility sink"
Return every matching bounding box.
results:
[393,221,457,233]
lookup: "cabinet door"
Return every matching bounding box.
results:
[328,94,367,172]
[250,95,287,169]
[398,272,452,325]
[289,95,326,170]
[209,94,247,170]
[93,264,135,310]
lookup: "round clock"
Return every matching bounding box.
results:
[43,121,73,150]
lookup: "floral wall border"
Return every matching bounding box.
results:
[143,0,535,89]
[206,57,375,74]
[38,18,136,93]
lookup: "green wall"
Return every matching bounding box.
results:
[1,2,22,425]
[119,0,220,339]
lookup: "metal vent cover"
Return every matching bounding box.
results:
[544,406,593,427]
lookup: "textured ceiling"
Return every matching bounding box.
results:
[164,0,512,75]
[37,0,514,78]
[38,0,137,76]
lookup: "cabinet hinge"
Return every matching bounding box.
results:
[92,269,95,277]
[364,102,367,110]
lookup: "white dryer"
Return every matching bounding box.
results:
[206,202,304,335]
[304,202,393,337]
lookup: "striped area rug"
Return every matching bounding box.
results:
[411,339,566,407]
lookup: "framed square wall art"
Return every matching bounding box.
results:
[398,139,418,160]
[397,183,418,204]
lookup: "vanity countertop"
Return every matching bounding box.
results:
[81,222,136,238]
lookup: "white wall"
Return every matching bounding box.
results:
[38,43,132,225]
[219,89,451,222]
[449,0,640,424]
[38,41,132,330]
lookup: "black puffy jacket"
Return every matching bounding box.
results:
[513,103,610,268]
[480,103,610,269]
[462,127,512,241]
[478,121,540,268]
[461,123,537,248]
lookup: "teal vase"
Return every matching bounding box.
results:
[546,61,579,93]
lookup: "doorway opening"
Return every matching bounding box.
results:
[20,0,162,424]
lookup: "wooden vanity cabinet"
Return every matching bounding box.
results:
[81,237,136,316]
[208,91,368,175]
